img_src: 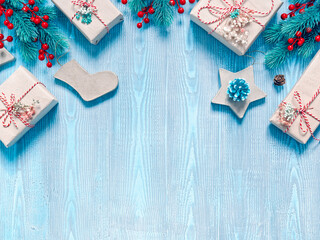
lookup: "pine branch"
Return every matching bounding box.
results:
[10,10,38,43]
[153,0,174,26]
[15,39,38,61]
[129,0,149,12]
[264,22,284,44]
[297,24,320,58]
[280,4,320,37]
[37,6,58,21]
[265,42,293,69]
[38,26,69,56]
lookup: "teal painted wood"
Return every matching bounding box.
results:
[0,1,320,239]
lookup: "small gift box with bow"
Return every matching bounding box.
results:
[190,0,282,55]
[0,66,58,148]
[52,0,123,45]
[270,50,320,144]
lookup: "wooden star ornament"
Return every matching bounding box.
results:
[212,66,267,119]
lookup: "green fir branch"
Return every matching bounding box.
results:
[265,42,293,69]
[37,6,58,21]
[297,24,320,58]
[264,22,284,44]
[38,26,69,56]
[129,0,150,12]
[153,0,174,26]
[15,40,38,61]
[280,4,320,37]
[10,10,38,42]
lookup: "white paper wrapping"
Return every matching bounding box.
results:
[270,50,320,144]
[190,0,283,55]
[0,66,58,147]
[52,0,123,45]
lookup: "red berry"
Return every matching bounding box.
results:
[296,31,302,37]
[34,18,41,24]
[22,6,28,12]
[287,45,294,51]
[148,7,155,14]
[142,7,147,11]
[38,54,45,61]
[306,27,312,33]
[178,7,184,14]
[308,3,314,7]
[42,43,49,50]
[137,22,143,28]
[169,0,175,6]
[33,6,39,12]
[295,3,300,7]
[180,0,186,5]
[4,20,9,26]
[288,38,294,44]
[43,15,49,21]
[47,62,52,68]
[30,17,35,22]
[121,0,127,4]
[6,9,13,17]
[288,4,295,11]
[7,23,13,29]
[189,0,195,3]
[39,49,44,54]
[289,12,295,17]
[300,37,305,43]
[143,18,150,23]
[41,22,48,28]
[281,13,288,20]
[137,11,144,18]
[297,40,303,46]
[0,0,5,4]
[0,34,4,40]
[33,38,38,42]
[29,0,35,5]
[315,35,320,42]
[0,42,4,49]
[6,36,13,42]
[49,54,55,60]
[299,9,305,14]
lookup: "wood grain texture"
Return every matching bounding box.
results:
[0,1,319,239]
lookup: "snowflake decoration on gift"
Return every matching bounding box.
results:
[278,102,297,127]
[219,9,253,47]
[12,99,40,122]
[75,4,95,24]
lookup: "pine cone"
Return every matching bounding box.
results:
[274,74,286,86]
[227,78,251,101]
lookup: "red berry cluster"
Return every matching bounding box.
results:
[38,42,55,68]
[0,33,12,49]
[281,1,315,20]
[287,31,305,51]
[169,0,195,14]
[22,0,49,29]
[136,4,155,28]
[0,0,14,30]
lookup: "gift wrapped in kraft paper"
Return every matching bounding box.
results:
[190,0,283,55]
[52,0,123,45]
[270,50,320,144]
[0,66,58,148]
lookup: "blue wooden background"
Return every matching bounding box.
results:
[0,0,320,239]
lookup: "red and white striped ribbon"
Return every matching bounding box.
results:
[71,0,109,33]
[197,0,275,34]
[284,87,320,142]
[0,82,45,129]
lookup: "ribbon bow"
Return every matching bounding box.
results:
[197,0,275,34]
[71,0,109,31]
[283,87,320,141]
[0,82,44,129]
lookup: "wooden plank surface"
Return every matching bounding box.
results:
[0,1,320,239]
